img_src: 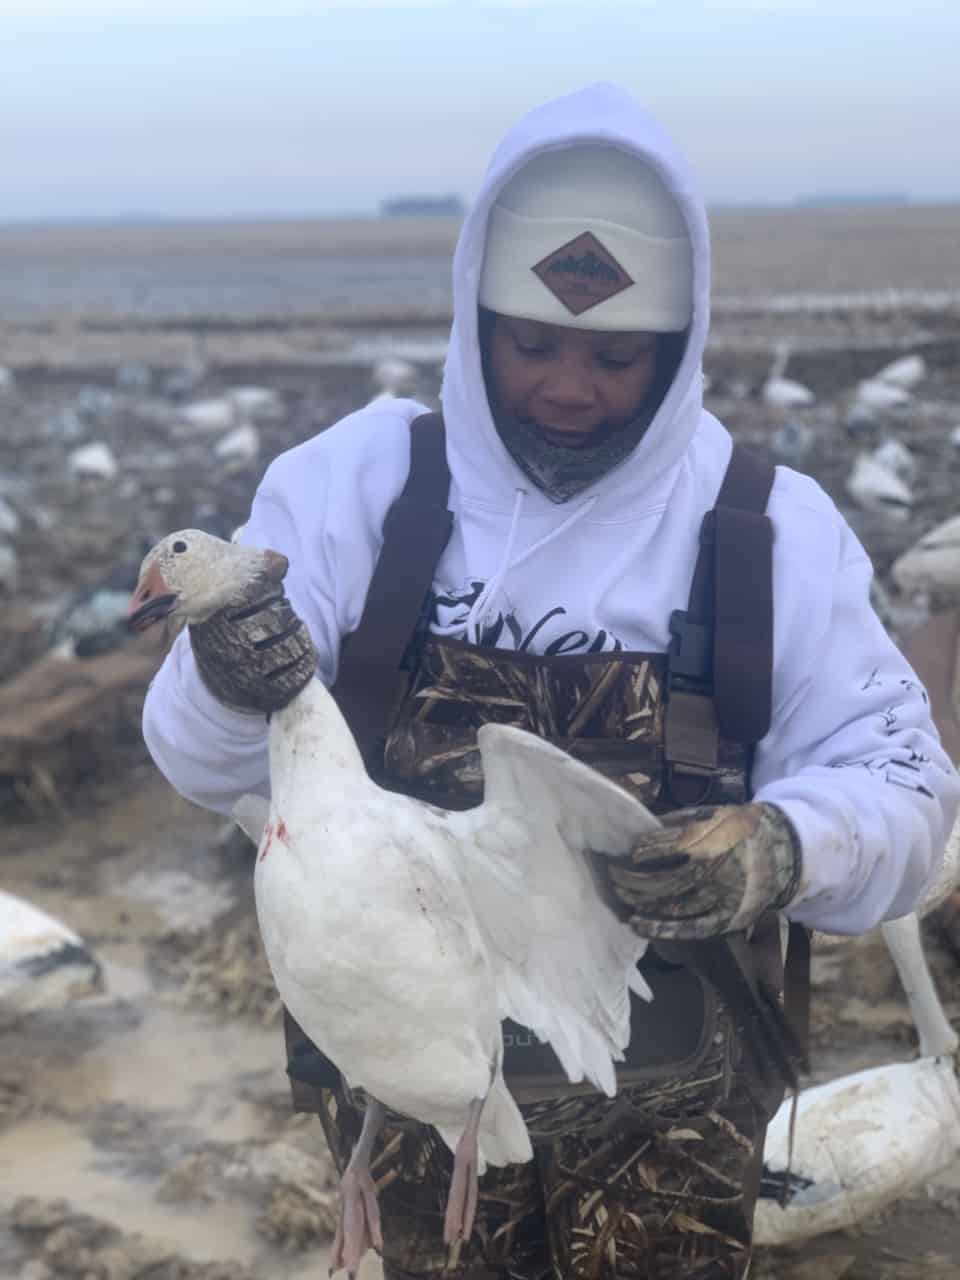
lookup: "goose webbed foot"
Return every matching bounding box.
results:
[330,1098,385,1277]
[443,1095,485,1249]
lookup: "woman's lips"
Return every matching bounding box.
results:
[537,426,594,447]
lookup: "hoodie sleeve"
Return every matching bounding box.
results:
[752,505,960,935]
[141,403,418,816]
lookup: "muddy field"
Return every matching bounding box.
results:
[1,289,960,1279]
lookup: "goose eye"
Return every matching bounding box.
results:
[172,540,187,554]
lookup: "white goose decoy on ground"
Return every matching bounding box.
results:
[225,385,284,420]
[761,342,815,411]
[850,375,913,414]
[366,356,419,404]
[845,449,913,518]
[871,436,916,487]
[177,397,237,434]
[755,908,960,1247]
[0,888,103,1017]
[892,514,960,602]
[128,529,659,1271]
[872,352,927,391]
[758,803,960,1245]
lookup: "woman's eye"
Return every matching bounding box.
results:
[515,342,549,358]
[597,354,635,370]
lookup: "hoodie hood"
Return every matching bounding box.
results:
[440,82,711,518]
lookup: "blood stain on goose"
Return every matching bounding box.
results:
[258,822,275,863]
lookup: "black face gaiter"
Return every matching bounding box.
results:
[479,311,686,504]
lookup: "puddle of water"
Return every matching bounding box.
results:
[27,991,281,1113]
[0,986,317,1276]
[0,1114,259,1262]
[0,1108,381,1280]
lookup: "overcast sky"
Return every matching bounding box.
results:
[3,0,958,221]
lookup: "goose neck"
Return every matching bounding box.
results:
[269,677,366,782]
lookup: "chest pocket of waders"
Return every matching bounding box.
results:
[501,954,721,1106]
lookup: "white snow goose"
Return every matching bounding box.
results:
[128,529,659,1271]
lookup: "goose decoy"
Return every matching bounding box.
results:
[872,353,926,391]
[845,451,913,518]
[850,377,913,414]
[755,909,960,1247]
[0,889,103,1017]
[892,515,960,605]
[367,356,419,403]
[762,342,815,411]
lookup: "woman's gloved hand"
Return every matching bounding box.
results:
[592,803,802,939]
[190,585,318,715]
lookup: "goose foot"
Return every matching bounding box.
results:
[330,1098,386,1277]
[443,1095,485,1248]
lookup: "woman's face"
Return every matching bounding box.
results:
[486,313,659,448]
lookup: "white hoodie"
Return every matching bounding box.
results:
[143,83,959,935]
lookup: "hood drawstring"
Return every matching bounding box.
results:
[464,490,598,645]
[465,488,525,645]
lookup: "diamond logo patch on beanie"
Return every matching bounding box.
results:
[532,231,634,316]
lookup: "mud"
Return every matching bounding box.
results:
[1,296,960,1279]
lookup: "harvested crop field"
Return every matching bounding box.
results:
[2,210,960,1279]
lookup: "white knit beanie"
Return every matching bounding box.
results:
[479,145,692,332]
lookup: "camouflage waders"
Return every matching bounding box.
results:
[316,1005,763,1280]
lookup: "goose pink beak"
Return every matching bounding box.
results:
[127,563,178,632]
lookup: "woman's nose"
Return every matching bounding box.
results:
[540,361,596,407]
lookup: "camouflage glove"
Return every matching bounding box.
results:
[190,582,318,716]
[593,803,802,940]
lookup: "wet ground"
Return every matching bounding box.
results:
[2,296,960,1278]
[3,761,960,1280]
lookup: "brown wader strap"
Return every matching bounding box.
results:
[782,920,811,1059]
[663,445,811,1083]
[330,411,453,764]
[664,444,775,807]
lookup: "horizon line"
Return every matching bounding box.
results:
[4,196,960,230]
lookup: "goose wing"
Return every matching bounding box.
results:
[450,723,661,1095]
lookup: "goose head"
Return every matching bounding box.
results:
[127,529,288,632]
